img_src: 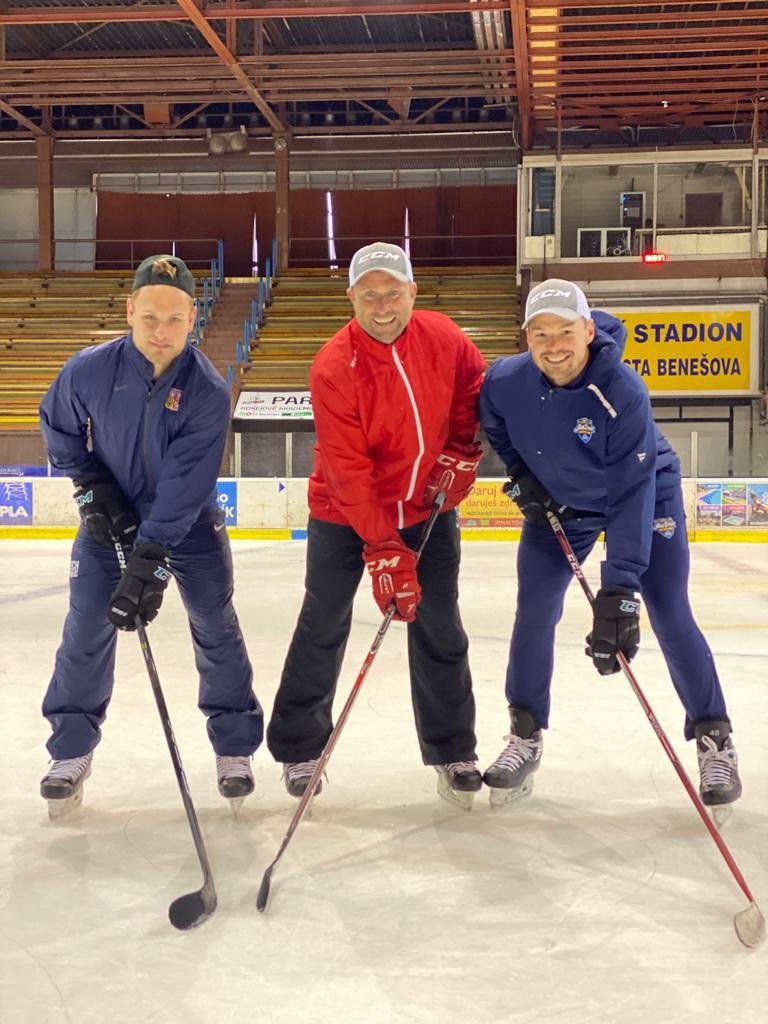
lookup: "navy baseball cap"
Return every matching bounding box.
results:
[132,255,196,298]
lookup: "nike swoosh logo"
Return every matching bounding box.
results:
[214,523,226,532]
[113,384,128,392]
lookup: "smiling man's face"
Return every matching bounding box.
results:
[525,312,595,386]
[347,270,418,345]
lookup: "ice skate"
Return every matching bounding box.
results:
[434,761,483,811]
[695,719,741,829]
[216,755,254,816]
[40,753,93,819]
[483,708,542,809]
[283,759,323,800]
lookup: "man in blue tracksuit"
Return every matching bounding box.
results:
[38,254,263,815]
[478,278,741,812]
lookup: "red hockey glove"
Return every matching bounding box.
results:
[423,443,483,509]
[363,538,421,622]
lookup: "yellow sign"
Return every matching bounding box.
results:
[458,480,522,528]
[611,306,758,396]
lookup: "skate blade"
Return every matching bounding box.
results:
[711,804,733,829]
[436,776,475,812]
[227,796,245,818]
[47,788,84,820]
[488,777,534,810]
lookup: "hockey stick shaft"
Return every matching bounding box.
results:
[257,491,447,911]
[545,512,759,906]
[114,541,217,929]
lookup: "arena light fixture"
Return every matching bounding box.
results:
[207,125,249,155]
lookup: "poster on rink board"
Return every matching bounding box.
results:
[459,480,768,532]
[696,481,768,529]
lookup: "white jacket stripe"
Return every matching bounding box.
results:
[392,347,425,527]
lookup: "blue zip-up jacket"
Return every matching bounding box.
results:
[39,334,230,550]
[479,310,680,591]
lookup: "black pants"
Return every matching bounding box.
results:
[267,510,477,765]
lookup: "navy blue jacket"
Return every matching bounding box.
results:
[40,334,230,550]
[479,311,680,590]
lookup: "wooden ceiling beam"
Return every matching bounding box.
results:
[535,8,768,27]
[527,25,768,44]
[530,39,768,57]
[526,0,761,9]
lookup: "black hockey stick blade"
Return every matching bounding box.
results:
[169,882,218,931]
[256,864,274,913]
[734,901,766,949]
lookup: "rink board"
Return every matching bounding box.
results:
[2,476,768,542]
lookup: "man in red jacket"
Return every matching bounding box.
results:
[267,242,486,808]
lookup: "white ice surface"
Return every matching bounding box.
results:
[1,539,766,1024]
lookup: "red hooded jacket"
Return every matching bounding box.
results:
[308,308,487,544]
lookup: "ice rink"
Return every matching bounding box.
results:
[1,537,766,1024]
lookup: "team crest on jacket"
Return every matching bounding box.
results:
[653,516,676,539]
[165,388,182,412]
[573,417,595,444]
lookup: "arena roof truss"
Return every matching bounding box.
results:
[0,1,767,151]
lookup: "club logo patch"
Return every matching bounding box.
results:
[653,516,676,539]
[165,388,182,412]
[573,417,595,444]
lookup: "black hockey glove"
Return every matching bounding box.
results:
[585,587,641,676]
[503,462,573,524]
[73,471,139,549]
[107,542,172,631]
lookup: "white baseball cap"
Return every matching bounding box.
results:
[348,242,414,287]
[522,278,591,329]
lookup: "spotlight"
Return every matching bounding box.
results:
[118,114,131,129]
[92,115,104,130]
[207,125,249,155]
[324,111,335,125]
[67,116,78,130]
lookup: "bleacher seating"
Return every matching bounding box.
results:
[239,266,521,389]
[0,271,134,428]
[0,266,521,434]
[0,270,208,430]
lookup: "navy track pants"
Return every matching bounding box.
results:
[506,490,729,740]
[42,521,263,759]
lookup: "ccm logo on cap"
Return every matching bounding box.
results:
[530,288,572,305]
[358,251,400,264]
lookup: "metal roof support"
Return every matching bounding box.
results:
[36,134,54,270]
[509,0,531,151]
[0,97,44,136]
[173,0,286,135]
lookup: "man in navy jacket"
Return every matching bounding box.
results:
[38,255,263,815]
[478,278,741,814]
